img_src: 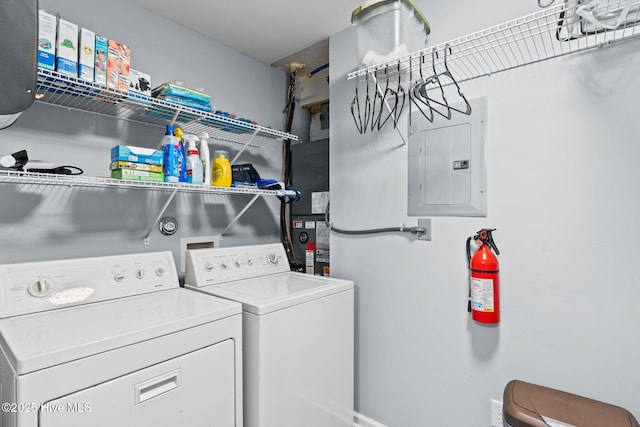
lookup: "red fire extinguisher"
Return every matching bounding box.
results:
[466,228,500,324]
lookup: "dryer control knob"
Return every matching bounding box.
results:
[28,278,54,297]
[267,253,278,265]
[114,273,126,282]
[220,263,228,270]
[155,268,165,277]
[135,270,145,279]
[204,263,214,272]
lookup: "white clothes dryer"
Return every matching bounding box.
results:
[184,243,354,427]
[0,251,243,427]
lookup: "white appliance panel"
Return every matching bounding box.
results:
[0,251,178,318]
[197,272,353,315]
[185,243,290,286]
[6,316,243,427]
[243,291,354,427]
[184,243,354,427]
[0,251,244,427]
[0,288,239,374]
[39,340,236,427]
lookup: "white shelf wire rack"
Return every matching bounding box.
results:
[0,169,297,197]
[35,68,298,145]
[347,1,640,84]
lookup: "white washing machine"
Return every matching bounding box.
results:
[0,251,243,427]
[184,243,354,427]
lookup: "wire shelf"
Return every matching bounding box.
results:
[347,1,640,83]
[0,169,297,197]
[36,68,298,143]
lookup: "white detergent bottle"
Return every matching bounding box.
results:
[185,135,203,184]
[198,132,211,186]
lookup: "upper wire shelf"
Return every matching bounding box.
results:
[35,68,298,144]
[0,169,297,197]
[347,1,640,83]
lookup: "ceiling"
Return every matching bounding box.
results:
[132,0,362,69]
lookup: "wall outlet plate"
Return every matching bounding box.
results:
[417,218,431,241]
[492,399,503,427]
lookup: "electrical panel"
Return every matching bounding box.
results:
[408,97,488,217]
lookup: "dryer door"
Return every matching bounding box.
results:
[39,339,237,427]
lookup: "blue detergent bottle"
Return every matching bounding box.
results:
[161,124,180,183]
[174,127,188,182]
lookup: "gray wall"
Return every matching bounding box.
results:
[0,0,309,268]
[331,1,640,426]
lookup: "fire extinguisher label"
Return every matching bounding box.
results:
[471,277,494,312]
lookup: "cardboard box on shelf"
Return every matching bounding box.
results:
[111,168,164,182]
[94,35,108,85]
[38,10,57,70]
[79,28,95,82]
[129,69,151,97]
[56,18,78,76]
[109,161,162,173]
[106,39,121,88]
[118,44,131,91]
[110,145,163,165]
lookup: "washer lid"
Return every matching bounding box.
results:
[0,288,241,374]
[187,272,353,315]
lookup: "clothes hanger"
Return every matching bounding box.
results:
[370,66,384,132]
[409,51,434,123]
[417,48,452,120]
[362,72,373,132]
[376,64,403,131]
[435,44,472,116]
[350,72,373,134]
[350,81,364,134]
[392,61,406,129]
[371,65,398,132]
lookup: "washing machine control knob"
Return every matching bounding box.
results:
[155,268,165,276]
[220,263,228,270]
[234,261,241,268]
[204,263,214,272]
[267,253,278,265]
[247,258,253,266]
[28,278,54,297]
[135,270,145,279]
[114,273,126,282]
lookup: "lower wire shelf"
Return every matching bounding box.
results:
[0,170,296,197]
[0,169,297,244]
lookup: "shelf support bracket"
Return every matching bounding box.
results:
[143,189,178,245]
[221,193,262,236]
[231,129,260,164]
[169,110,180,125]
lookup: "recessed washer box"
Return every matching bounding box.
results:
[180,235,220,273]
[408,97,488,217]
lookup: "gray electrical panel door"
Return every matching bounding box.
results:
[408,97,488,217]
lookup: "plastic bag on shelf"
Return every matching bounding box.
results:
[557,0,640,40]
